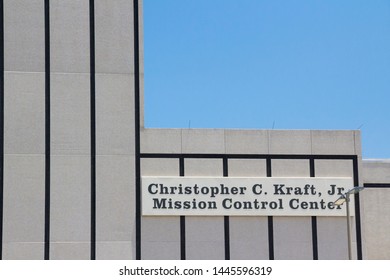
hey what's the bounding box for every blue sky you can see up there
[143,0,390,159]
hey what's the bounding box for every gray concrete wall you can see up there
[3,0,45,260]
[361,160,390,259]
[2,0,140,260]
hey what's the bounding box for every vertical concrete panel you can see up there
[316,217,349,260]
[96,156,135,260]
[95,74,135,155]
[3,0,45,260]
[229,217,269,260]
[3,156,45,260]
[228,159,269,259]
[95,0,134,74]
[4,0,45,72]
[4,73,45,154]
[50,0,90,73]
[94,0,136,259]
[315,160,353,259]
[50,17,90,256]
[362,188,390,259]
[94,77,135,259]
[272,159,312,259]
[94,74,136,259]
[141,158,180,260]
[274,217,312,260]
[185,159,224,260]
[51,74,90,155]
[50,156,90,260]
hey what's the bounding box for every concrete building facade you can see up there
[0,0,389,260]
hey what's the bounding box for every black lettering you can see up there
[200,187,209,195]
[153,198,166,209]
[183,201,191,209]
[220,184,229,194]
[252,184,263,195]
[328,185,336,195]
[290,198,299,209]
[184,186,192,195]
[148,183,158,194]
[231,187,239,195]
[274,184,286,195]
[210,187,219,198]
[222,198,232,209]
[174,200,182,209]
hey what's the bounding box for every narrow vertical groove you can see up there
[310,158,318,260]
[0,0,4,261]
[44,0,51,260]
[353,157,363,260]
[223,156,230,260]
[133,0,142,260]
[179,157,185,260]
[266,157,274,260]
[89,0,96,260]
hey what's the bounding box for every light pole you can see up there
[333,186,364,260]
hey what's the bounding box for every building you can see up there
[0,0,389,260]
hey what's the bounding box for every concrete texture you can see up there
[95,0,134,74]
[363,160,390,183]
[96,74,135,155]
[228,159,269,259]
[97,242,135,260]
[96,156,135,242]
[311,130,357,155]
[361,188,390,259]
[361,160,390,259]
[229,217,269,260]
[314,158,355,259]
[141,158,180,260]
[228,159,267,177]
[269,130,311,154]
[182,129,225,154]
[317,217,350,259]
[225,130,269,154]
[3,155,45,244]
[4,72,45,154]
[50,242,90,260]
[51,73,90,155]
[50,156,91,243]
[4,0,45,72]
[2,242,44,260]
[141,129,182,154]
[142,128,362,156]
[185,159,225,260]
[273,217,313,260]
[50,0,90,73]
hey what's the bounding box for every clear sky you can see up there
[143,0,390,159]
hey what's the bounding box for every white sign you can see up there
[142,177,354,216]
